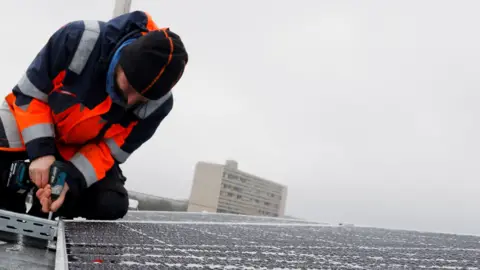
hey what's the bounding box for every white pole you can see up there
[113,0,132,17]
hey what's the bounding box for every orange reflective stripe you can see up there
[0,146,26,152]
[69,122,135,185]
[13,99,55,139]
[104,122,137,163]
[140,29,174,95]
[142,12,159,33]
[138,12,171,95]
[51,70,66,93]
[5,93,54,143]
[0,100,24,149]
[53,98,111,143]
[78,142,115,183]
[14,101,52,124]
[104,121,137,141]
[56,143,80,161]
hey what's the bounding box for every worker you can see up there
[0,10,188,220]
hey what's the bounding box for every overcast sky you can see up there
[1,0,480,235]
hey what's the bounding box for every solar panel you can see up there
[64,221,330,269]
[121,211,321,224]
[60,212,480,269]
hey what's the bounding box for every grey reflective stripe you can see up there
[70,153,97,187]
[105,138,130,163]
[21,123,55,143]
[133,91,172,119]
[17,73,48,102]
[0,101,23,148]
[69,20,100,75]
[18,104,29,111]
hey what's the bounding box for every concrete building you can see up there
[187,160,288,217]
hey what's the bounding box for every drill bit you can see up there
[46,211,55,250]
[46,162,66,250]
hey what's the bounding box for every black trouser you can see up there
[0,151,129,220]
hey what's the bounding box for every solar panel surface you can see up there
[62,212,480,269]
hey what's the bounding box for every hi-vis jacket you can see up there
[0,11,173,188]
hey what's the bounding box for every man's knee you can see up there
[92,190,129,220]
[70,163,129,220]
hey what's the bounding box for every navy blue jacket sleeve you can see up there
[10,21,85,161]
[110,95,174,164]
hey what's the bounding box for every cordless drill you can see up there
[47,161,67,220]
[7,160,67,219]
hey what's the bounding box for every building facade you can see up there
[187,160,288,217]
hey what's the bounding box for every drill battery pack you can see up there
[7,160,33,194]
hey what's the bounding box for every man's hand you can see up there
[36,182,70,213]
[29,155,56,189]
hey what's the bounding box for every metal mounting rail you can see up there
[0,209,58,241]
[55,220,68,270]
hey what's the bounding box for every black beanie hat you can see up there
[118,29,188,100]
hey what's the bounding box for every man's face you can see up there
[114,66,148,107]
